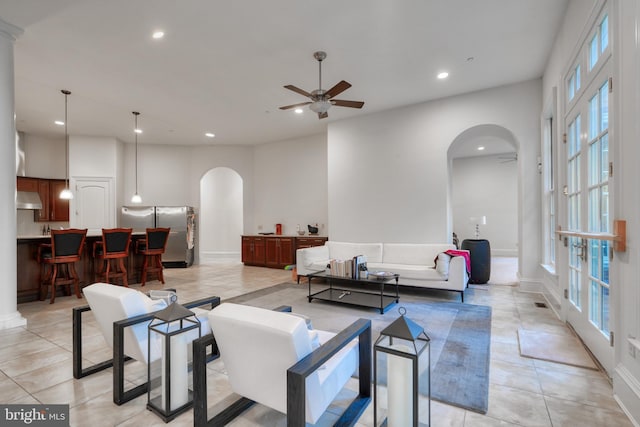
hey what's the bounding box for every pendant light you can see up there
[131,111,142,204]
[59,89,73,200]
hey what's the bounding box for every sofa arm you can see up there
[296,245,330,276]
[447,251,469,291]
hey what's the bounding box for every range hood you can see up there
[16,191,43,210]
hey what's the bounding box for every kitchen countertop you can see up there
[17,231,146,240]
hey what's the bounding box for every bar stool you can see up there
[94,228,132,287]
[135,227,170,286]
[38,228,88,304]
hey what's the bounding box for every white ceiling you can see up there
[2,0,568,148]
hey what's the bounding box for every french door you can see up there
[564,7,613,375]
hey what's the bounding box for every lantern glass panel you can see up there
[147,314,201,422]
[374,334,430,427]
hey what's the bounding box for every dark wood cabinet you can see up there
[49,180,70,221]
[242,236,265,265]
[242,235,327,269]
[16,176,69,222]
[265,237,294,268]
[16,176,39,192]
[295,236,328,250]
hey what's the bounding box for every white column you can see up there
[0,19,26,330]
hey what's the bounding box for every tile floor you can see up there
[0,258,634,426]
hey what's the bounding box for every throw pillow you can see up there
[436,252,452,278]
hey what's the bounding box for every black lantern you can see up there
[147,303,201,422]
[374,307,430,426]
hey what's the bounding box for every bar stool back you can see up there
[38,228,88,304]
[136,227,170,286]
[94,228,132,287]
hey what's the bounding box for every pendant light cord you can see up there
[133,111,140,195]
[62,90,71,189]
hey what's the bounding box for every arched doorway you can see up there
[199,167,243,264]
[448,124,519,283]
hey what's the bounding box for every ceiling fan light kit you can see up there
[280,51,364,119]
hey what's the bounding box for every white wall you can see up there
[253,134,328,236]
[22,133,65,179]
[328,79,542,280]
[452,154,518,256]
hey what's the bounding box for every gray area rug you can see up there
[226,282,491,414]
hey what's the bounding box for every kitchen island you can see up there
[17,233,147,303]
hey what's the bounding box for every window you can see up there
[589,14,609,71]
[567,64,581,102]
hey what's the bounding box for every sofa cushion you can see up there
[368,263,445,281]
[382,243,455,265]
[327,241,383,263]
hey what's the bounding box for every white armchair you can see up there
[72,282,220,405]
[192,303,372,426]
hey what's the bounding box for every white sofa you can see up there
[296,241,469,301]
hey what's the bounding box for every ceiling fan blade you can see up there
[284,85,313,99]
[279,101,312,110]
[331,99,365,109]
[325,80,352,98]
[318,112,328,119]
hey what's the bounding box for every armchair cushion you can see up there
[209,303,358,423]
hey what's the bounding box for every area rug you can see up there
[517,328,598,370]
[226,282,492,414]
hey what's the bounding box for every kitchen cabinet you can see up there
[36,179,69,222]
[265,236,294,268]
[16,176,39,192]
[242,236,265,265]
[17,176,70,222]
[241,235,327,269]
[295,236,328,250]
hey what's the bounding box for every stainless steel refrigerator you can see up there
[121,206,195,267]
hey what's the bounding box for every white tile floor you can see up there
[0,258,633,426]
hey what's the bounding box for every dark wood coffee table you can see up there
[306,271,399,314]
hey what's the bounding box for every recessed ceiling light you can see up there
[134,128,143,134]
[54,120,64,126]
[205,132,215,138]
[477,146,485,151]
[294,108,304,114]
[437,72,449,79]
[152,31,165,39]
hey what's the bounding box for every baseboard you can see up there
[517,276,543,293]
[0,311,27,330]
[492,249,518,257]
[200,251,241,264]
[614,365,640,426]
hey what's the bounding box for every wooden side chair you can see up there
[37,228,87,304]
[136,227,170,286]
[94,228,132,287]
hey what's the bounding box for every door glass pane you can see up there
[601,15,609,52]
[600,82,609,130]
[589,141,599,186]
[589,280,599,323]
[590,240,600,280]
[602,240,610,283]
[589,94,599,138]
[588,188,599,231]
[602,285,610,334]
[601,134,609,182]
[590,34,598,69]
[601,185,609,232]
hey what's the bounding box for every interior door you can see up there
[564,9,613,375]
[72,178,114,234]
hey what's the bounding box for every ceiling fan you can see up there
[279,51,364,119]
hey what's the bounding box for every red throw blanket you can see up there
[434,250,471,273]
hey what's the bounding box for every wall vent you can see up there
[534,302,548,308]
